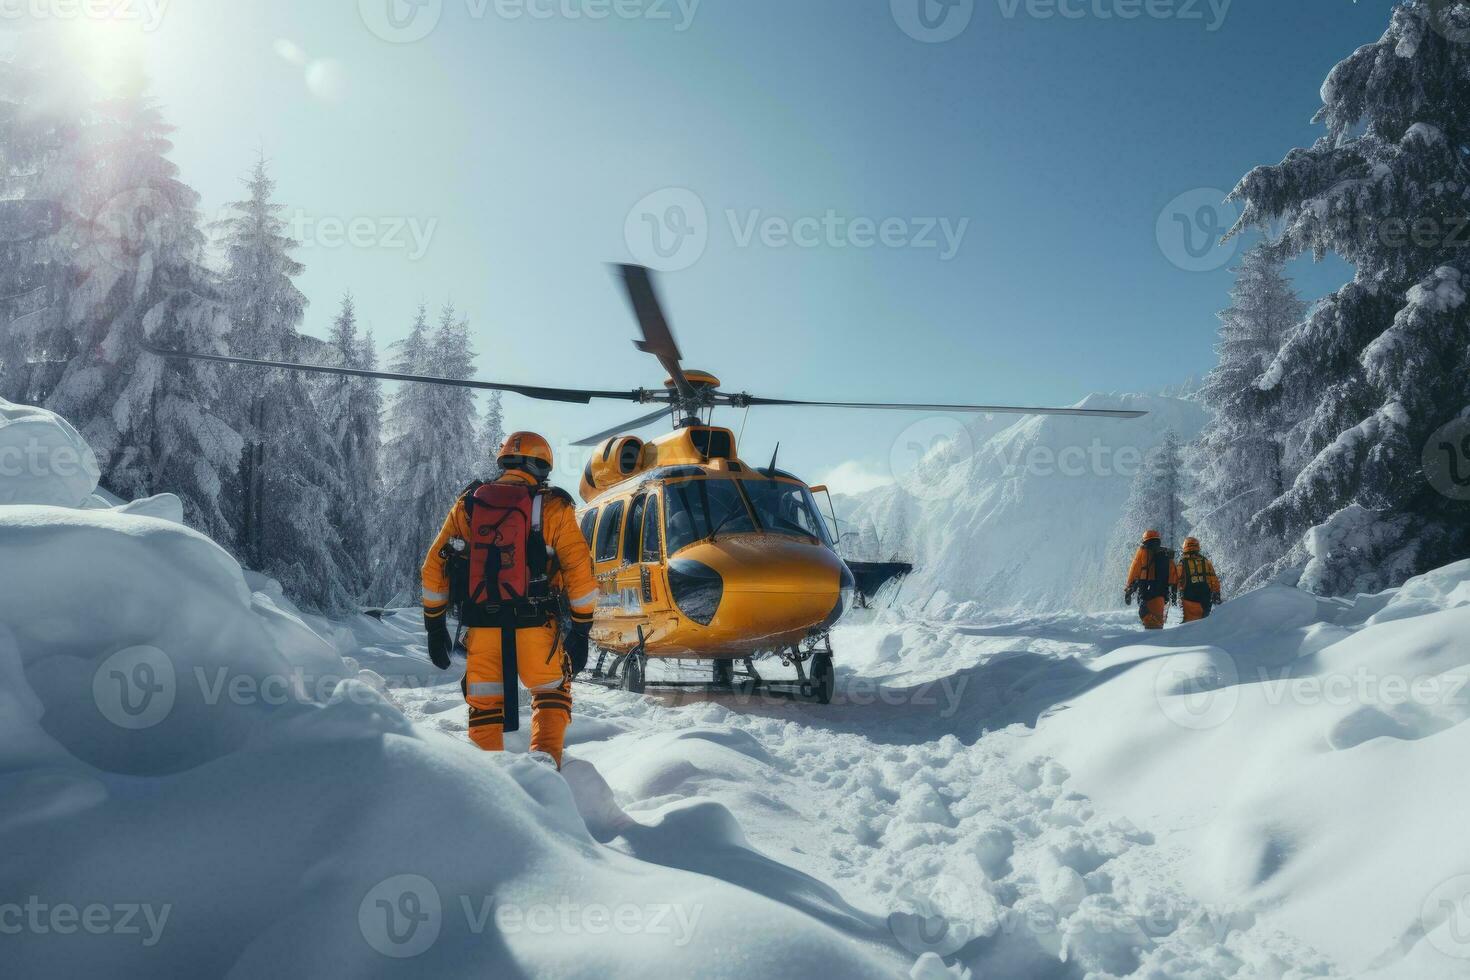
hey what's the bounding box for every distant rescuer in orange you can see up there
[420,432,600,768]
[1172,536,1223,624]
[1124,529,1173,630]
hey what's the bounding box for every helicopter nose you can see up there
[671,535,852,644]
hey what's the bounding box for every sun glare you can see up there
[56,14,148,94]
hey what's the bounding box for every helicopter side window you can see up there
[594,501,625,563]
[641,493,662,562]
[663,479,756,555]
[623,495,646,565]
[579,508,599,549]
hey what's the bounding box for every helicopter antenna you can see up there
[765,442,780,477]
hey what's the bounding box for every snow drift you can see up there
[1015,562,1470,978]
[0,425,900,975]
[0,398,101,508]
[840,392,1207,614]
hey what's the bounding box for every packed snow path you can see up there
[374,611,1352,979]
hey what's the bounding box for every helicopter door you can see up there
[637,491,670,616]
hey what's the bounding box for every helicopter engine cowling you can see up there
[580,436,647,501]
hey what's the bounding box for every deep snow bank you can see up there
[0,452,898,976]
[0,398,101,507]
[1018,562,1470,978]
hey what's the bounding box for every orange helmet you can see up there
[1142,529,1162,544]
[498,431,553,470]
[1183,537,1201,552]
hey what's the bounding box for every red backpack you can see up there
[463,482,551,614]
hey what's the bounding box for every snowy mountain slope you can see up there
[837,393,1207,614]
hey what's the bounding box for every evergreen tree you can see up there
[1189,244,1307,590]
[372,306,440,604]
[319,293,383,599]
[216,158,353,612]
[428,303,480,488]
[1228,0,1470,594]
[1107,429,1191,587]
[41,84,241,536]
[0,32,96,406]
[371,303,483,604]
[480,390,506,470]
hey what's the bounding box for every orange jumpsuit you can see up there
[421,470,599,765]
[1172,549,1221,624]
[1126,546,1171,630]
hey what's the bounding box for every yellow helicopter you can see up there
[144,264,1145,703]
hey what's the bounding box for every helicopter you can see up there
[143,263,1146,703]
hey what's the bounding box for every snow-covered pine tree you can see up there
[428,303,480,487]
[319,293,383,600]
[216,157,353,612]
[370,303,483,604]
[372,305,440,604]
[480,390,506,469]
[1106,429,1191,591]
[0,31,96,406]
[39,82,242,537]
[1227,0,1470,595]
[1189,244,1307,590]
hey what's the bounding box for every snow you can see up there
[838,392,1207,612]
[0,398,101,507]
[1404,266,1465,314]
[0,460,898,976]
[7,416,1470,979]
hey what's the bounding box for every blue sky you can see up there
[79,0,1389,489]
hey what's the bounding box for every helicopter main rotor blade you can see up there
[140,341,643,405]
[572,406,675,447]
[615,264,699,402]
[737,395,1147,419]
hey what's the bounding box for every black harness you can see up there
[441,480,562,733]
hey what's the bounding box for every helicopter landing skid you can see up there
[583,638,835,705]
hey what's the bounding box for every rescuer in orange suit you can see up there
[421,432,600,768]
[1172,536,1223,624]
[1124,529,1172,630]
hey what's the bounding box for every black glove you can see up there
[564,621,591,677]
[1212,592,1223,605]
[1124,588,1134,607]
[426,614,452,671]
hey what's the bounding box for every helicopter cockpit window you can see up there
[595,501,625,563]
[663,479,755,554]
[641,494,662,562]
[579,508,599,549]
[624,495,646,565]
[742,480,829,543]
